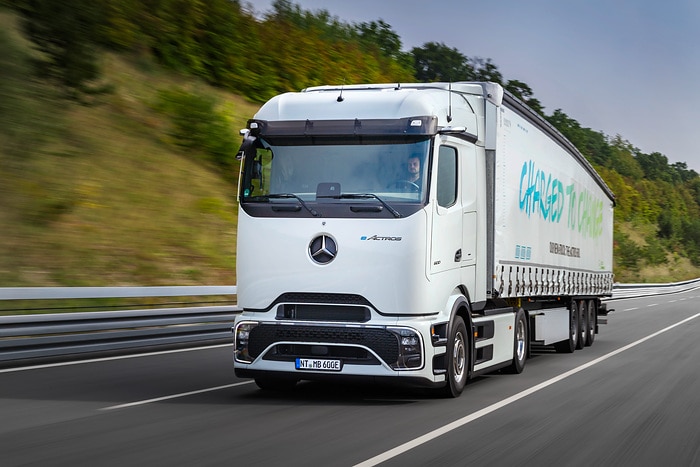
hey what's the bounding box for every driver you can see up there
[406,155,422,185]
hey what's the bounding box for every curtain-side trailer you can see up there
[232,82,614,397]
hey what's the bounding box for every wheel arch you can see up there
[446,287,474,376]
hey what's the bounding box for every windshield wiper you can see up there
[255,193,320,217]
[337,193,402,218]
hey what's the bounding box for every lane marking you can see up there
[0,344,232,374]
[100,381,254,411]
[354,311,700,467]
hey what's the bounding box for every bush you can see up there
[614,231,641,271]
[642,236,667,265]
[156,88,237,171]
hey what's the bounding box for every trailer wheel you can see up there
[504,308,528,374]
[576,300,586,350]
[440,316,468,398]
[255,377,298,392]
[554,302,578,353]
[585,300,596,346]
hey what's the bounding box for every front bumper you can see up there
[233,317,447,386]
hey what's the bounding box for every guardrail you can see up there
[1,279,699,366]
[607,278,700,300]
[0,286,238,366]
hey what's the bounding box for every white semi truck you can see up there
[232,82,614,397]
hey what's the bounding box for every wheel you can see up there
[554,302,578,353]
[576,300,586,350]
[505,308,528,374]
[254,376,298,392]
[440,316,468,398]
[585,300,596,346]
[389,180,420,192]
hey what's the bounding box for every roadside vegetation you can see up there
[1,0,698,288]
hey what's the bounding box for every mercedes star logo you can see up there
[309,235,337,264]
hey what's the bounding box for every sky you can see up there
[253,0,700,172]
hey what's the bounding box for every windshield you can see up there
[242,139,430,204]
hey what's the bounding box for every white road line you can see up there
[354,311,700,467]
[647,303,658,307]
[0,344,232,374]
[100,381,255,411]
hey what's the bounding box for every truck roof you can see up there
[254,82,500,128]
[253,82,614,203]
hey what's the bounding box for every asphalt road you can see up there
[2,289,699,466]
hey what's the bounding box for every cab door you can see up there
[429,144,462,275]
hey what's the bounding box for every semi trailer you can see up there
[232,82,614,397]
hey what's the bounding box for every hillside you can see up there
[1,6,698,287]
[0,11,258,286]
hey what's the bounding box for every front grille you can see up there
[275,292,372,306]
[263,344,380,364]
[249,324,399,364]
[276,304,370,322]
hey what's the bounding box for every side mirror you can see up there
[236,129,257,160]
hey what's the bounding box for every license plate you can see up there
[295,358,342,372]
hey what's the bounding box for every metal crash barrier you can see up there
[0,286,238,365]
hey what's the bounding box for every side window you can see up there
[245,148,273,197]
[437,146,458,207]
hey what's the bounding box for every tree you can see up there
[268,0,354,42]
[658,210,680,240]
[682,218,700,265]
[636,151,673,182]
[469,57,503,83]
[16,0,104,96]
[355,20,414,74]
[614,230,641,271]
[608,136,644,179]
[506,79,544,115]
[670,161,698,183]
[355,20,401,59]
[411,42,474,82]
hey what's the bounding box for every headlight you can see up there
[389,327,423,370]
[234,321,258,363]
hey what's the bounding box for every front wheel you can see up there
[505,309,528,374]
[440,316,468,398]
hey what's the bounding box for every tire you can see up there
[440,316,468,398]
[576,300,586,350]
[585,300,596,347]
[554,302,578,353]
[255,376,298,392]
[504,308,528,374]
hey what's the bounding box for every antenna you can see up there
[337,81,345,102]
[447,82,453,123]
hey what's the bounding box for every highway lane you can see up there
[1,289,699,466]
